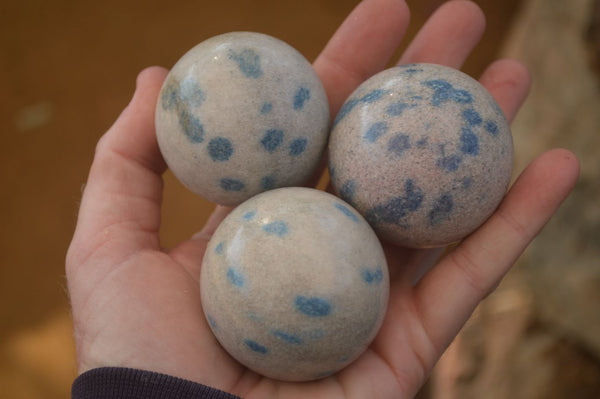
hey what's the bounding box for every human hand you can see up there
[66,0,579,398]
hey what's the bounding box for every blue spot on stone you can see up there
[243,210,256,221]
[261,129,284,152]
[228,48,263,78]
[333,89,387,126]
[333,98,359,126]
[423,79,450,90]
[386,101,413,116]
[452,89,473,104]
[247,312,263,322]
[416,137,429,148]
[227,267,245,287]
[244,339,268,354]
[334,203,359,223]
[460,127,479,155]
[207,137,233,161]
[261,102,273,114]
[261,175,275,190]
[364,121,388,143]
[365,179,424,225]
[361,89,386,103]
[362,268,383,284]
[215,241,224,255]
[161,83,180,110]
[178,110,204,143]
[429,193,454,225]
[387,133,411,157]
[220,178,245,192]
[262,221,289,237]
[295,296,331,317]
[180,77,206,106]
[399,64,424,74]
[329,165,336,180]
[462,177,473,189]
[423,79,453,106]
[423,79,473,106]
[289,138,308,156]
[293,86,311,110]
[206,314,218,330]
[272,330,302,345]
[339,180,356,203]
[463,108,482,126]
[437,155,462,172]
[484,120,499,135]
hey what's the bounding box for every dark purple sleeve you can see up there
[72,367,242,399]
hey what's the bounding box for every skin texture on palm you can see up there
[66,0,580,398]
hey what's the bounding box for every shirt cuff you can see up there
[72,367,242,399]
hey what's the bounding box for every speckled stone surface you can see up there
[328,63,513,248]
[200,187,389,381]
[155,32,330,206]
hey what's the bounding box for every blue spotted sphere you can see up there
[200,187,389,381]
[156,32,330,205]
[328,63,513,248]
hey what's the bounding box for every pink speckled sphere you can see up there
[328,63,513,248]
[200,187,389,381]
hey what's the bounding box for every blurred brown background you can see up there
[1,0,598,398]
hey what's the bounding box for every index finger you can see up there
[313,0,410,116]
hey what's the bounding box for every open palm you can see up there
[66,1,579,398]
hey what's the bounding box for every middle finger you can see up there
[398,0,486,68]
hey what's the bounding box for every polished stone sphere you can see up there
[200,187,389,381]
[156,32,330,206]
[328,63,513,248]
